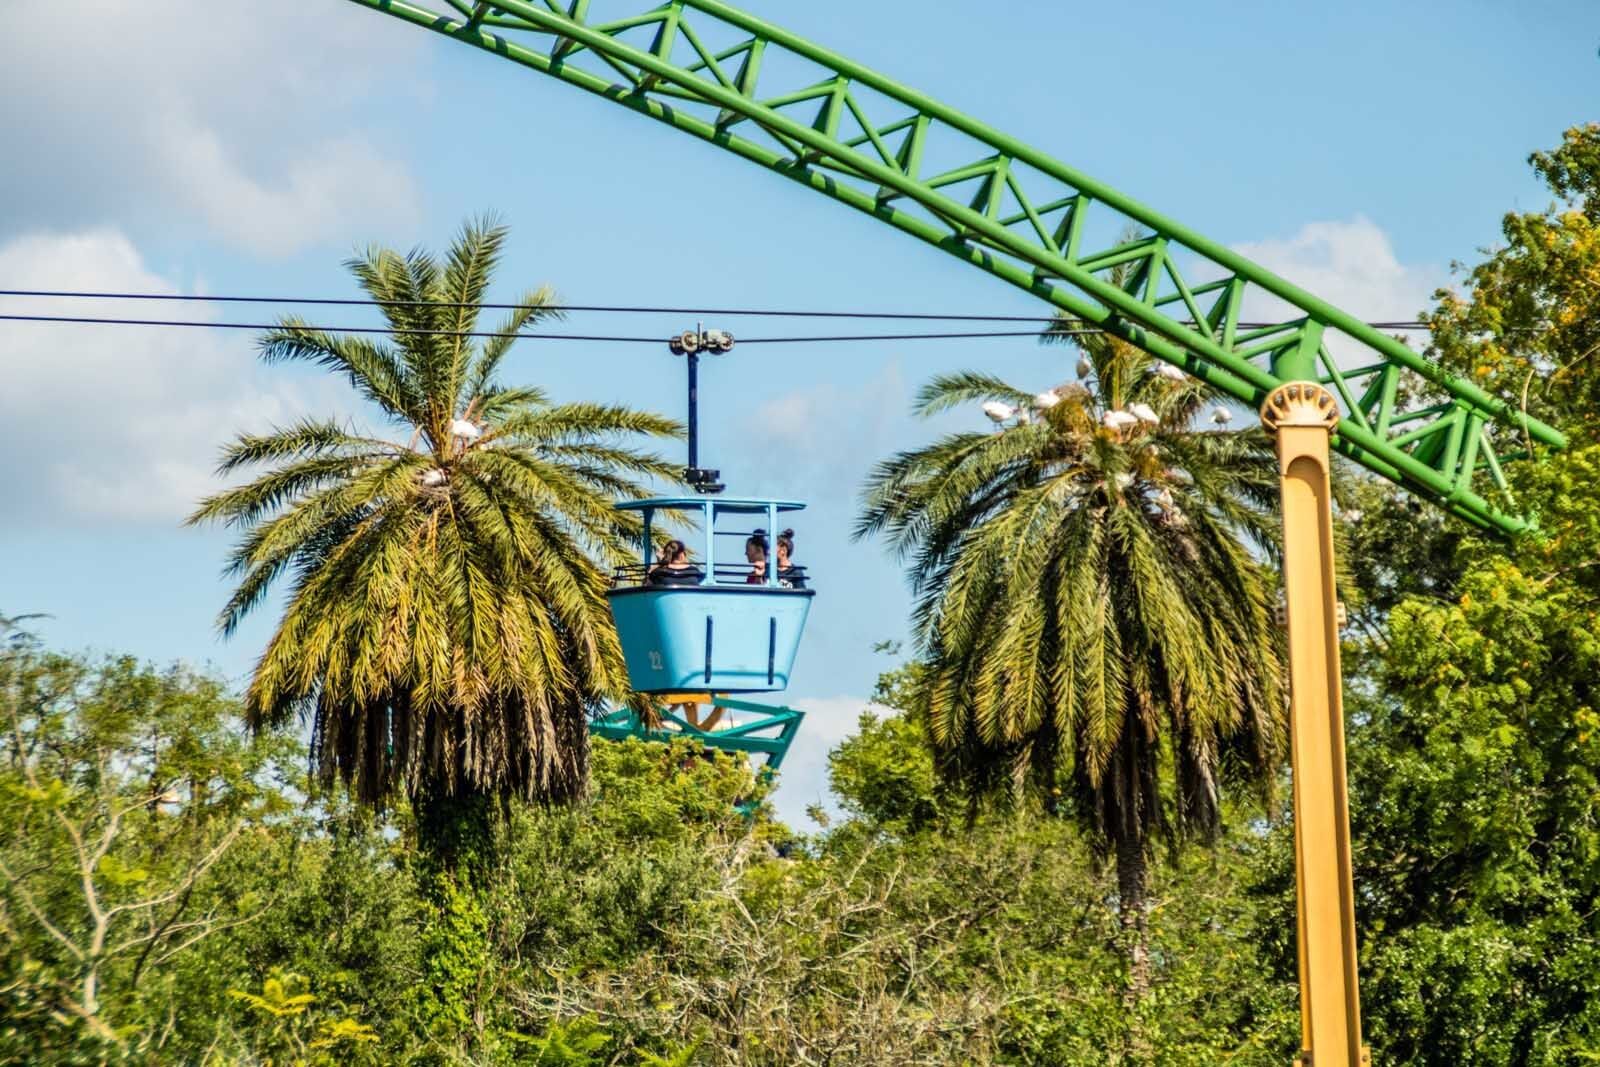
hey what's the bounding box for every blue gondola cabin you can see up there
[607,497,813,694]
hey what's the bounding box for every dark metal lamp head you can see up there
[684,467,724,494]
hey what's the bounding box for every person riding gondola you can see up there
[647,540,703,586]
[775,528,807,590]
[745,529,769,584]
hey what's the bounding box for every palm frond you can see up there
[258,324,420,422]
[438,214,508,406]
[467,286,564,403]
[491,403,684,444]
[912,371,1033,417]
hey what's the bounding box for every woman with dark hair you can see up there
[648,539,703,586]
[776,528,807,590]
[745,528,769,584]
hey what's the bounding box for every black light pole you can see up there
[687,343,700,472]
[669,326,733,493]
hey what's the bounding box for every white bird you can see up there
[1102,410,1138,432]
[450,418,482,440]
[1154,363,1187,382]
[1076,356,1093,378]
[1033,389,1061,409]
[1114,472,1135,491]
[1209,406,1233,425]
[982,401,1016,424]
[1154,487,1175,510]
[420,468,448,487]
[1129,402,1159,425]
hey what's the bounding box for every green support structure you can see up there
[350,0,1565,534]
[590,696,805,770]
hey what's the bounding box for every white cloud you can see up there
[0,230,326,525]
[764,694,893,829]
[1230,216,1442,366]
[151,113,421,260]
[0,1,424,257]
[737,360,907,498]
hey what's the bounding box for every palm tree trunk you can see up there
[413,790,499,1052]
[1111,710,1154,1062]
[1115,828,1151,1002]
[415,790,499,876]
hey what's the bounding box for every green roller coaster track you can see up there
[349,0,1565,534]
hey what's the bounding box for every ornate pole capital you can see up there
[1260,381,1339,433]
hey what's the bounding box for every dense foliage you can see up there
[1425,123,1600,439]
[0,640,1300,1065]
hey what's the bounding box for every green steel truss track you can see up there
[351,0,1565,533]
[591,697,805,771]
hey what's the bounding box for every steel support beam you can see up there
[1262,382,1368,1067]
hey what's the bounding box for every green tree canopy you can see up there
[1426,123,1600,440]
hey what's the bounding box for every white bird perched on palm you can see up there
[1033,389,1061,409]
[450,418,482,441]
[1128,402,1160,425]
[1209,406,1233,425]
[1076,355,1093,379]
[982,401,1016,424]
[1153,363,1186,382]
[1102,409,1139,432]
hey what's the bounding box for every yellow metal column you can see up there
[1260,382,1368,1067]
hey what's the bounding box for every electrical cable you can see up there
[0,288,1432,330]
[0,313,1086,344]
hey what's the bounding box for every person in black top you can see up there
[776,528,807,589]
[647,540,703,586]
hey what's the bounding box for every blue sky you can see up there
[2,0,1595,823]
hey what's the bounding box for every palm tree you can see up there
[190,217,680,855]
[856,322,1284,1001]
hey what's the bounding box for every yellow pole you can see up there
[1260,382,1369,1067]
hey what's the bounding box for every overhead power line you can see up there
[0,288,1432,330]
[0,313,1065,344]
